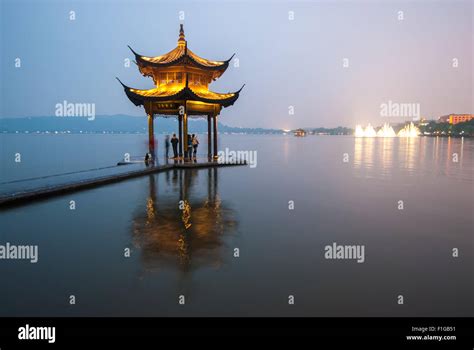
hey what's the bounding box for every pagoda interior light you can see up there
[189,85,208,93]
[188,100,214,106]
[159,85,185,93]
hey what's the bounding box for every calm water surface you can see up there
[0,134,472,316]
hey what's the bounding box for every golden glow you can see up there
[141,45,185,64]
[294,129,306,137]
[125,26,241,112]
[130,84,235,101]
[146,197,155,222]
[131,170,238,272]
[129,26,238,103]
[130,85,183,97]
[191,86,235,100]
[177,233,189,266]
[181,200,192,229]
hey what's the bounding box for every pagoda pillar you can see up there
[178,115,183,157]
[207,114,212,160]
[213,113,218,159]
[147,113,155,160]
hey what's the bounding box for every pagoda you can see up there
[117,24,243,160]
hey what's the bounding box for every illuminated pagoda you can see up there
[117,24,243,160]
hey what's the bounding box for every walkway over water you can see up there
[0,160,245,207]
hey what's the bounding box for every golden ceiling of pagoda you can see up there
[129,86,235,100]
[192,87,235,100]
[129,86,183,97]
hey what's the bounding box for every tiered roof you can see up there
[117,78,243,108]
[118,24,242,109]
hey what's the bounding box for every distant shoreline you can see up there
[1,131,471,138]
[1,116,472,137]
[0,115,347,135]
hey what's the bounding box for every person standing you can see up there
[164,135,170,159]
[192,134,199,160]
[170,133,179,158]
[144,153,150,166]
[187,134,193,160]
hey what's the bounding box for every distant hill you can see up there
[0,115,284,135]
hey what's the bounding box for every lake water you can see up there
[0,134,472,316]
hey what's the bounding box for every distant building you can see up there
[294,129,307,137]
[438,114,474,124]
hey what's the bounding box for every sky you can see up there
[0,0,472,129]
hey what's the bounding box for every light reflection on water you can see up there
[353,136,471,182]
[132,168,238,273]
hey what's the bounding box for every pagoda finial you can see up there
[178,24,186,46]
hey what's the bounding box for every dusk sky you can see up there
[1,0,472,129]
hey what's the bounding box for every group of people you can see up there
[145,134,200,166]
[165,133,199,160]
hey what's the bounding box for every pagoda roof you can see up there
[116,78,244,108]
[129,25,234,75]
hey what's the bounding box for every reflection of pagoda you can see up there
[132,168,238,272]
[117,24,244,160]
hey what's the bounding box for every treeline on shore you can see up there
[304,127,354,135]
[418,119,474,137]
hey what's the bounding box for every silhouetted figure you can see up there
[164,135,170,159]
[144,153,150,166]
[192,133,199,160]
[187,134,193,160]
[171,133,179,158]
